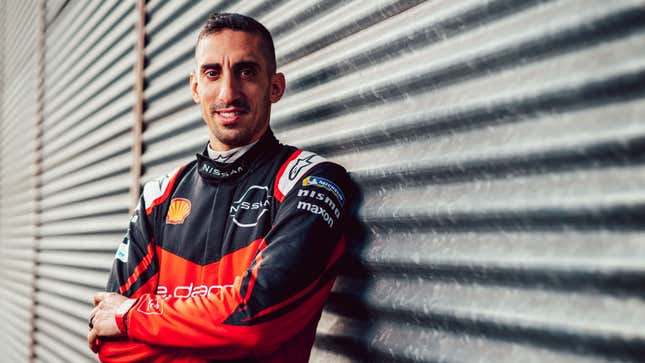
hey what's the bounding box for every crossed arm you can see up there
[87,163,350,362]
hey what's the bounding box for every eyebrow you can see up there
[200,63,221,72]
[200,60,261,72]
[234,61,260,69]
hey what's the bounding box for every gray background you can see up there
[1,0,644,362]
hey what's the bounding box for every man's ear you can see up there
[269,72,286,103]
[189,71,200,103]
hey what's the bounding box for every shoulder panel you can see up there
[274,150,326,202]
[142,166,185,215]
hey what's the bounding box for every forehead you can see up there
[195,30,265,67]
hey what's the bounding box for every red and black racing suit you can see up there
[99,130,350,362]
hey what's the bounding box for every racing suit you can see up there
[98,130,350,362]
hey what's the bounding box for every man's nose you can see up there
[217,72,239,105]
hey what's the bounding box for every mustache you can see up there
[209,100,249,113]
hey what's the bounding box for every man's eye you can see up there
[240,68,256,79]
[205,70,219,78]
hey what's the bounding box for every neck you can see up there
[207,140,259,163]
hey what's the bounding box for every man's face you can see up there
[190,30,285,151]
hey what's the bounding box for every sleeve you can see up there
[105,194,158,298]
[98,170,205,363]
[123,162,351,360]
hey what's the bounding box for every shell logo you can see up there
[166,198,191,224]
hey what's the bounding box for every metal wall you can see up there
[143,1,645,362]
[274,2,645,362]
[0,0,42,362]
[1,0,644,362]
[34,0,137,361]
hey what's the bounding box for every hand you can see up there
[87,292,130,353]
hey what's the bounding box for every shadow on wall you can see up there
[312,175,381,362]
[311,168,645,362]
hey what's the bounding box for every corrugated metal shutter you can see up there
[272,1,645,362]
[0,0,643,362]
[35,0,137,361]
[0,0,42,362]
[142,0,219,181]
[142,0,645,362]
[141,0,424,181]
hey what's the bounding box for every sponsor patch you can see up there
[229,185,272,227]
[116,241,129,263]
[200,163,243,178]
[302,176,344,205]
[297,189,341,219]
[137,295,164,315]
[157,283,234,299]
[166,198,191,224]
[211,151,236,162]
[297,200,335,228]
[289,154,316,180]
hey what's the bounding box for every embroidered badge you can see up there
[302,176,345,205]
[166,198,191,224]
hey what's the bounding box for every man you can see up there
[88,13,350,363]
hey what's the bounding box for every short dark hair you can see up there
[197,13,277,74]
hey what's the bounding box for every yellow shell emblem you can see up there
[166,198,191,224]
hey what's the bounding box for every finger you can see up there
[89,306,99,329]
[93,292,106,306]
[88,329,98,353]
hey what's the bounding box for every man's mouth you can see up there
[215,109,246,123]
[219,111,240,117]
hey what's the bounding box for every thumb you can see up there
[93,292,107,306]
